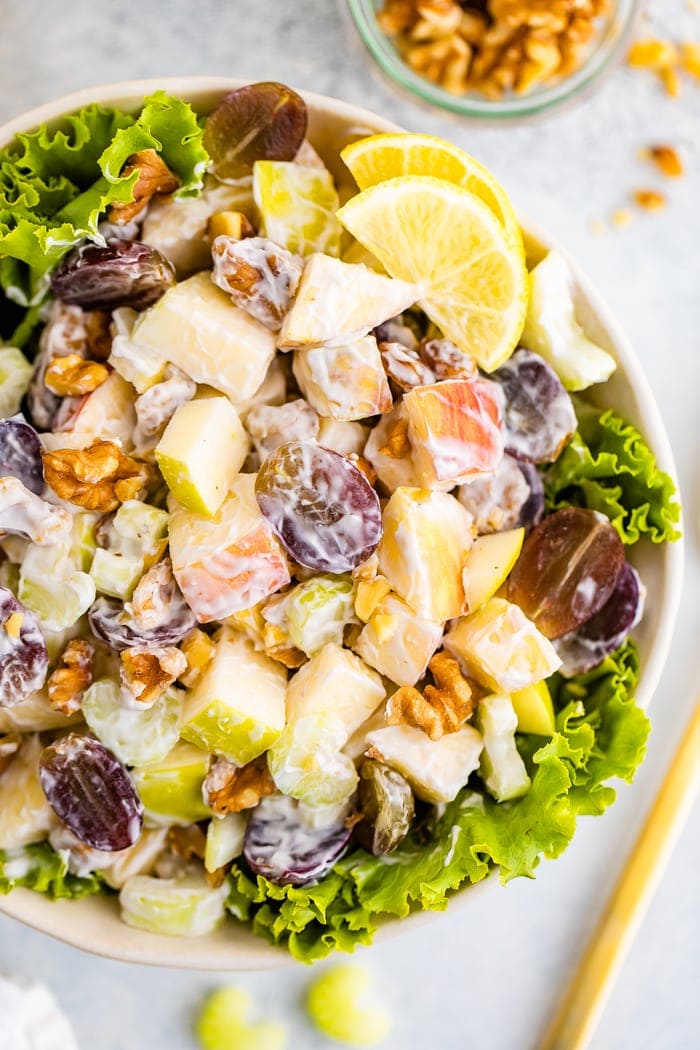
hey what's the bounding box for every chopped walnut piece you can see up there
[627,38,678,69]
[245,398,319,459]
[386,651,474,741]
[645,145,684,178]
[43,440,152,512]
[47,639,94,715]
[355,576,391,622]
[167,823,207,862]
[0,476,73,546]
[211,235,303,330]
[612,208,634,229]
[120,645,187,707]
[179,628,216,688]
[379,414,411,458]
[379,340,435,392]
[126,557,182,631]
[207,210,255,242]
[108,149,181,225]
[418,337,477,380]
[133,364,196,449]
[44,353,109,397]
[0,733,21,777]
[633,189,667,211]
[203,754,275,815]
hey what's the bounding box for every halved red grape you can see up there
[255,440,382,573]
[244,793,351,887]
[0,418,44,495]
[39,734,143,851]
[493,349,576,464]
[0,587,48,707]
[88,595,195,652]
[515,460,545,531]
[507,507,625,639]
[203,82,307,182]
[51,240,175,311]
[555,563,645,676]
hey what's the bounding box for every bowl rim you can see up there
[0,76,684,971]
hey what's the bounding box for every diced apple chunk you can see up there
[444,597,561,693]
[278,253,419,349]
[169,473,290,622]
[292,336,392,421]
[462,528,524,612]
[364,405,422,492]
[0,734,55,849]
[42,372,137,452]
[511,680,556,736]
[377,487,473,621]
[285,643,385,739]
[365,724,483,804]
[181,628,287,764]
[130,272,276,406]
[156,397,249,517]
[403,379,504,488]
[354,593,443,687]
[317,418,370,457]
[132,741,212,825]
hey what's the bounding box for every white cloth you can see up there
[0,974,79,1050]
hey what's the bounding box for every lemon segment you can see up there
[337,175,528,371]
[341,132,520,242]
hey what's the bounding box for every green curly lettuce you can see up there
[226,641,649,963]
[0,842,105,899]
[0,91,208,323]
[545,406,681,545]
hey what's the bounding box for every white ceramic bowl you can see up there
[0,78,683,970]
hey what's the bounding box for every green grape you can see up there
[197,987,287,1050]
[82,678,183,768]
[306,965,392,1047]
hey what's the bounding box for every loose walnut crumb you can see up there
[386,651,474,740]
[47,639,94,715]
[43,440,152,512]
[203,755,275,815]
[44,353,109,397]
[179,628,216,688]
[627,38,678,69]
[0,733,22,777]
[211,236,303,331]
[660,65,681,96]
[109,149,180,225]
[418,337,477,380]
[643,145,684,178]
[633,188,667,211]
[167,823,207,862]
[379,414,411,458]
[207,210,255,242]
[379,340,435,392]
[120,645,187,707]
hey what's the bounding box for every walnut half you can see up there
[120,645,188,707]
[386,652,475,740]
[43,440,152,513]
[47,639,94,715]
[203,755,275,815]
[109,149,181,225]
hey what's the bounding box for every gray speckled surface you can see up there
[0,2,699,1049]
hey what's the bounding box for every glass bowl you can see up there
[345,0,642,121]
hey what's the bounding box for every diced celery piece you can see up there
[204,813,247,873]
[285,574,355,657]
[0,346,33,417]
[119,873,228,937]
[197,987,287,1050]
[90,549,144,599]
[267,713,358,806]
[476,694,531,802]
[18,541,96,631]
[112,500,169,559]
[70,512,98,571]
[306,964,392,1047]
[82,679,183,768]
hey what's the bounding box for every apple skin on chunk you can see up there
[180,628,287,765]
[462,528,524,613]
[129,272,276,406]
[377,487,474,622]
[169,473,290,623]
[132,741,213,826]
[510,680,556,736]
[403,378,504,488]
[156,397,249,518]
[41,372,137,452]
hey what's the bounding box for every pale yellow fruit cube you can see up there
[377,487,473,621]
[181,628,287,764]
[169,473,290,622]
[462,528,524,612]
[156,397,249,517]
[277,253,419,350]
[293,336,392,421]
[365,723,483,804]
[42,372,137,452]
[444,597,561,693]
[0,734,55,849]
[363,405,422,493]
[317,418,370,457]
[285,642,385,741]
[354,593,443,687]
[131,272,276,406]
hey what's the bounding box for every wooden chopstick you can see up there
[540,696,700,1050]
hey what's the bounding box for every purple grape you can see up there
[0,418,44,495]
[255,440,382,573]
[51,240,175,311]
[0,587,48,707]
[203,82,307,182]
[492,348,576,464]
[555,563,645,677]
[515,460,545,531]
[88,595,195,652]
[244,794,352,887]
[39,734,143,851]
[458,452,535,534]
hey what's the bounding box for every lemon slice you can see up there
[341,133,520,241]
[337,175,528,371]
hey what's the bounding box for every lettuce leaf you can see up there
[226,641,649,962]
[0,91,207,319]
[0,843,105,899]
[545,406,681,544]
